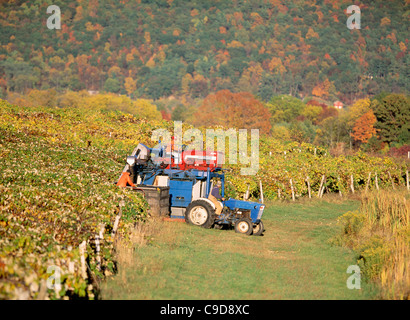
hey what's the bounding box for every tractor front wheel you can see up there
[252,220,265,236]
[234,218,253,235]
[185,200,215,229]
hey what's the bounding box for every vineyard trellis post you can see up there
[95,235,101,271]
[37,280,48,300]
[375,172,379,190]
[79,241,87,280]
[365,172,371,193]
[95,223,105,272]
[337,176,342,197]
[112,200,125,240]
[318,175,325,198]
[290,179,295,201]
[259,180,264,204]
[244,184,250,200]
[320,176,326,198]
[406,170,409,191]
[306,176,311,199]
[350,174,355,194]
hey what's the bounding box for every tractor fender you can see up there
[195,197,216,210]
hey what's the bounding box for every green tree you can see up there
[266,95,306,125]
[372,94,410,145]
[104,78,121,93]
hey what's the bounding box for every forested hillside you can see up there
[0,0,409,105]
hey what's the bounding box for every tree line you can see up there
[6,88,409,156]
[0,0,408,106]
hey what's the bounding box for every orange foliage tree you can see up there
[351,110,377,143]
[312,78,334,99]
[193,90,271,134]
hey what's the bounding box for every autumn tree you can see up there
[124,77,137,97]
[351,110,377,143]
[311,79,336,100]
[346,98,372,128]
[133,99,162,121]
[301,104,322,124]
[193,90,271,134]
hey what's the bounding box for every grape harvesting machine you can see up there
[117,140,265,236]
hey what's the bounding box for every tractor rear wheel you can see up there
[234,218,253,235]
[185,200,215,229]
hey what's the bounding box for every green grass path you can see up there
[102,199,379,300]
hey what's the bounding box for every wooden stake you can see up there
[245,184,250,200]
[319,176,326,198]
[306,176,312,199]
[259,180,264,204]
[337,176,342,197]
[67,246,75,274]
[406,171,409,191]
[318,175,325,198]
[278,188,281,199]
[79,241,87,279]
[111,201,124,239]
[36,280,48,300]
[365,172,371,193]
[375,172,379,190]
[350,174,355,194]
[95,224,105,272]
[95,235,101,271]
[290,179,295,201]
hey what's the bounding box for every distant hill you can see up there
[0,0,408,104]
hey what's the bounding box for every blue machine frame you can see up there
[137,166,226,218]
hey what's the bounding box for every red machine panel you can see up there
[155,150,224,171]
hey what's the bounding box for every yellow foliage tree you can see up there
[108,66,121,77]
[227,40,244,48]
[312,79,334,99]
[132,99,162,121]
[124,77,137,97]
[146,56,156,67]
[268,57,286,75]
[144,31,151,43]
[346,98,371,128]
[181,73,193,96]
[380,17,391,26]
[271,125,291,141]
[301,104,323,123]
[306,27,319,39]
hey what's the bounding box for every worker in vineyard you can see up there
[208,180,225,215]
[116,170,136,188]
[165,135,181,165]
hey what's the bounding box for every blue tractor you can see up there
[119,142,265,236]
